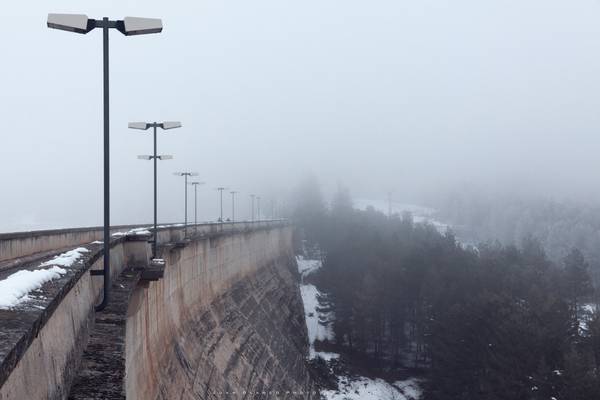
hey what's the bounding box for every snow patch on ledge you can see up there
[0,246,90,309]
[0,266,67,309]
[40,247,89,268]
[127,228,152,235]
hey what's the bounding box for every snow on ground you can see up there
[297,256,338,360]
[297,255,322,281]
[394,379,423,399]
[579,303,597,335]
[300,283,338,360]
[0,266,66,309]
[297,254,422,399]
[322,376,422,400]
[39,247,89,268]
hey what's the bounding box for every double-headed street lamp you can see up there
[174,172,198,237]
[190,181,205,232]
[47,13,163,311]
[216,187,228,223]
[230,191,238,223]
[129,121,181,257]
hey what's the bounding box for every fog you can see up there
[1,0,600,232]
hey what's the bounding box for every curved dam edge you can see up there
[0,221,304,400]
[68,224,318,399]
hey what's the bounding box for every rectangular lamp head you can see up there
[119,17,163,36]
[128,122,150,130]
[158,155,173,160]
[174,171,198,176]
[137,155,152,160]
[161,121,182,130]
[47,14,94,34]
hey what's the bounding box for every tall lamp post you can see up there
[250,194,255,222]
[216,187,228,223]
[129,121,181,257]
[174,172,198,238]
[190,181,205,233]
[47,13,163,311]
[230,191,238,223]
[257,196,261,222]
[270,199,275,220]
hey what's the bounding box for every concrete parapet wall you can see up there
[0,225,144,266]
[0,221,285,267]
[0,241,128,400]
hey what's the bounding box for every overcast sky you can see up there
[1,0,600,231]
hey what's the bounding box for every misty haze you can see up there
[1,1,600,399]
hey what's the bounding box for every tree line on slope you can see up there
[435,189,600,288]
[292,178,600,400]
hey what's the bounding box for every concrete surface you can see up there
[0,222,316,400]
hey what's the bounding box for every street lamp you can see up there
[129,121,181,257]
[270,198,275,220]
[47,13,163,311]
[257,196,261,221]
[190,181,205,233]
[230,191,238,223]
[250,194,255,222]
[216,187,228,223]
[173,172,198,238]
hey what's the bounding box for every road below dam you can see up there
[0,221,318,399]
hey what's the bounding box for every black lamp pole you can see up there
[216,187,228,224]
[174,172,198,238]
[47,13,163,311]
[257,196,261,221]
[129,121,180,257]
[189,182,205,233]
[230,191,238,223]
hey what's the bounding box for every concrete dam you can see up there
[0,222,318,399]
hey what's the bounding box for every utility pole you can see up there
[250,194,255,222]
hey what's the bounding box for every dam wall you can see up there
[124,225,317,399]
[0,221,317,399]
